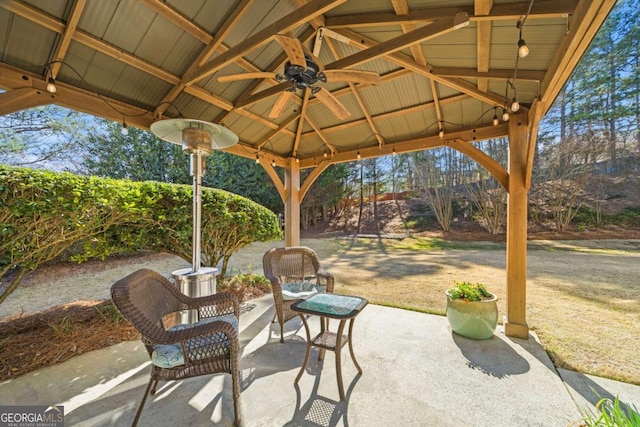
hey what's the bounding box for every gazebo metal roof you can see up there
[0,0,616,167]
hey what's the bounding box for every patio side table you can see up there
[291,293,368,400]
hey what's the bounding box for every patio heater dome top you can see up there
[150,118,238,154]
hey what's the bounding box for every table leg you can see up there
[318,315,326,361]
[295,314,312,384]
[348,318,362,374]
[336,319,347,400]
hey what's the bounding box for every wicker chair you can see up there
[263,247,334,343]
[110,268,240,426]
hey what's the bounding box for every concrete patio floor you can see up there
[1,294,639,426]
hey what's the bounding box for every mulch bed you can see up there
[0,283,269,382]
[0,300,139,381]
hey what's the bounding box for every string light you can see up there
[255,153,260,163]
[323,149,328,158]
[46,76,57,94]
[121,117,129,136]
[357,150,361,160]
[295,157,299,163]
[392,146,397,156]
[518,39,529,58]
[492,108,499,126]
[511,98,520,112]
[271,158,276,167]
[502,107,510,122]
[438,127,444,139]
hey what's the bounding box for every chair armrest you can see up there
[317,268,335,293]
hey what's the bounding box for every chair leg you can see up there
[232,368,240,426]
[131,377,155,427]
[280,322,285,343]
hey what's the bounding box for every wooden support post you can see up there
[505,113,530,339]
[284,159,301,247]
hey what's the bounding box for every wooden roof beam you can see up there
[332,28,506,108]
[50,0,86,78]
[432,67,545,82]
[300,122,508,167]
[182,0,346,86]
[153,0,255,117]
[475,0,492,93]
[324,0,578,28]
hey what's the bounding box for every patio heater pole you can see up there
[150,119,238,324]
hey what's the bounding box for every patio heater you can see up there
[150,118,238,324]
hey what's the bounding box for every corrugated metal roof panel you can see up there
[23,0,68,19]
[102,2,156,54]
[2,15,57,69]
[77,0,119,39]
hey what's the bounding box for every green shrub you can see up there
[0,166,282,305]
[447,281,493,302]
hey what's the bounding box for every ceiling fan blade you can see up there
[274,34,307,68]
[314,88,350,120]
[323,69,381,85]
[218,72,277,82]
[269,90,295,118]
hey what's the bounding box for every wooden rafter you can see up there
[182,0,346,86]
[391,0,444,140]
[331,28,506,108]
[538,0,616,115]
[152,0,255,117]
[302,94,468,137]
[50,0,86,78]
[257,114,300,150]
[292,89,311,157]
[431,67,545,82]
[300,122,508,168]
[327,15,468,71]
[475,0,493,93]
[323,0,578,28]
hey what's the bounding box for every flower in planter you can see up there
[447,281,493,302]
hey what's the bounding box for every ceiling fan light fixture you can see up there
[46,76,57,94]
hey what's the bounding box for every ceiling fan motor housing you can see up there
[284,53,325,90]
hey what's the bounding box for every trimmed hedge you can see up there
[0,166,282,305]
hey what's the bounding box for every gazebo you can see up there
[0,0,617,338]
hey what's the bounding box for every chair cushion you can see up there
[281,281,327,301]
[151,314,238,369]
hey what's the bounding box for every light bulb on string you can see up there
[502,109,510,122]
[357,151,361,160]
[438,128,444,139]
[255,153,260,164]
[511,98,520,112]
[121,119,129,136]
[46,77,57,94]
[518,39,529,58]
[492,108,499,126]
[271,158,276,167]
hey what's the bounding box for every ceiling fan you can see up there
[218,34,381,120]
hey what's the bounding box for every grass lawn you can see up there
[273,236,640,386]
